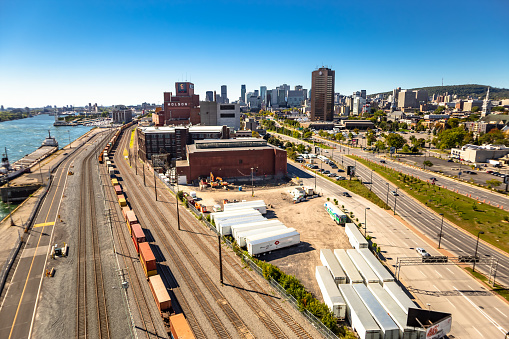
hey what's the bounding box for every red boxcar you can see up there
[114,185,122,195]
[170,313,195,339]
[139,242,157,277]
[125,210,138,234]
[122,206,131,221]
[131,223,146,252]
[148,275,171,313]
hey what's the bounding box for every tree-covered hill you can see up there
[371,84,509,100]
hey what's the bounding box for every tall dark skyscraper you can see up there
[205,91,213,102]
[311,67,335,121]
[241,84,246,103]
[221,85,228,103]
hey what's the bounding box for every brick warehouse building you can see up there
[176,138,287,184]
[153,82,200,126]
[137,125,230,161]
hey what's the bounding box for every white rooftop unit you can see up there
[246,228,300,256]
[217,215,267,235]
[320,249,346,285]
[211,208,260,222]
[383,281,417,314]
[345,223,369,249]
[357,248,394,284]
[334,249,364,284]
[367,284,423,339]
[316,266,346,319]
[353,284,400,339]
[231,219,283,239]
[235,225,288,247]
[338,284,380,339]
[223,200,267,214]
[346,249,380,284]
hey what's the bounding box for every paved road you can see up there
[289,163,509,339]
[0,131,109,339]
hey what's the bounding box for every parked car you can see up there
[486,170,493,174]
[322,170,330,174]
[336,176,346,180]
[327,173,337,177]
[342,192,351,197]
[330,163,337,168]
[416,247,431,257]
[447,159,453,162]
[380,160,386,163]
[337,169,345,172]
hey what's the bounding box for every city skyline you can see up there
[1,0,508,107]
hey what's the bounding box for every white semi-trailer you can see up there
[338,284,380,339]
[246,228,300,256]
[346,249,380,284]
[316,266,346,319]
[320,249,347,285]
[334,249,364,284]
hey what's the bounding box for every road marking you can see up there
[453,286,507,335]
[434,270,443,278]
[445,298,456,309]
[494,308,507,318]
[33,222,55,228]
[473,327,484,337]
[445,267,454,275]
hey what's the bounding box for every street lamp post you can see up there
[251,167,254,197]
[370,170,374,191]
[364,207,370,236]
[472,231,484,273]
[438,213,444,249]
[386,183,390,206]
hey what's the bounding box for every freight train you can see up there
[103,121,195,338]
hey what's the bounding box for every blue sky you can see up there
[1,0,508,107]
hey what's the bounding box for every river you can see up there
[0,114,93,220]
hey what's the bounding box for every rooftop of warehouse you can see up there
[139,125,225,134]
[188,138,277,153]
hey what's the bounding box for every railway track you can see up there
[76,142,110,339]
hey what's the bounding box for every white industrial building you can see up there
[450,144,509,163]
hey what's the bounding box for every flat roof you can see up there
[139,125,225,134]
[188,144,276,153]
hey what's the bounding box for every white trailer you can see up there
[316,266,346,319]
[383,281,417,314]
[320,249,346,285]
[217,216,267,235]
[346,249,380,284]
[235,225,288,247]
[211,208,260,222]
[338,284,380,339]
[334,249,364,284]
[367,284,423,339]
[357,248,394,284]
[345,223,369,249]
[223,200,267,214]
[353,284,400,339]
[246,228,300,256]
[231,220,283,240]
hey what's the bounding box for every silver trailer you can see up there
[231,220,283,239]
[345,223,369,249]
[347,249,380,284]
[320,249,346,285]
[223,200,267,214]
[217,215,266,235]
[211,208,260,222]
[367,284,423,339]
[246,228,300,256]
[334,249,364,284]
[235,225,287,247]
[357,248,395,284]
[383,281,417,314]
[338,284,380,339]
[316,266,346,319]
[353,284,400,339]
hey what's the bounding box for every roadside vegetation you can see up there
[465,267,509,302]
[130,129,135,148]
[350,155,509,254]
[0,111,29,122]
[325,175,390,210]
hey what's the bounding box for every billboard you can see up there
[407,308,452,339]
[426,316,452,339]
[177,82,187,93]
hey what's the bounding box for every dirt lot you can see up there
[178,184,352,300]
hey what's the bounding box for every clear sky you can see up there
[1,0,508,108]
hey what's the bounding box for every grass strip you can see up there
[349,155,509,254]
[129,129,135,148]
[465,267,509,302]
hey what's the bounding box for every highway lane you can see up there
[0,131,110,339]
[274,132,509,287]
[289,163,509,338]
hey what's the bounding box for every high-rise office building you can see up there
[311,67,335,121]
[260,86,267,104]
[361,90,366,100]
[221,85,228,104]
[205,91,213,102]
[241,84,246,103]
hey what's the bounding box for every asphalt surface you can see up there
[289,162,509,338]
[0,132,108,339]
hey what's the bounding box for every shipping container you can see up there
[246,228,300,256]
[383,281,417,314]
[338,284,380,339]
[139,242,157,277]
[210,208,260,222]
[122,206,131,221]
[316,266,346,319]
[217,215,266,236]
[106,161,112,167]
[235,224,288,247]
[114,185,123,195]
[352,284,400,339]
[320,249,347,285]
[131,223,146,252]
[118,195,127,207]
[324,202,348,225]
[357,248,395,284]
[345,223,369,249]
[346,249,380,284]
[148,275,171,313]
[126,210,138,225]
[223,200,267,214]
[109,167,115,177]
[169,313,196,339]
[334,249,364,284]
[111,178,119,186]
[367,284,422,339]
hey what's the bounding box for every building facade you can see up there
[112,105,133,123]
[221,85,228,104]
[311,67,335,121]
[241,84,246,103]
[153,82,200,126]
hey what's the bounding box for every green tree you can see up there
[434,127,467,149]
[478,128,507,145]
[447,118,460,129]
[252,130,260,137]
[384,133,406,152]
[471,106,480,113]
[434,106,446,114]
[486,179,502,189]
[375,140,387,151]
[303,131,312,139]
[423,160,433,168]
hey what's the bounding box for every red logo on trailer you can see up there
[275,241,280,245]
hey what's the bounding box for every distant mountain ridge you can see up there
[371,84,509,100]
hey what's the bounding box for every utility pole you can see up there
[153,169,157,201]
[251,167,254,197]
[472,231,484,273]
[174,167,181,231]
[143,162,146,186]
[218,234,223,285]
[438,213,444,249]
